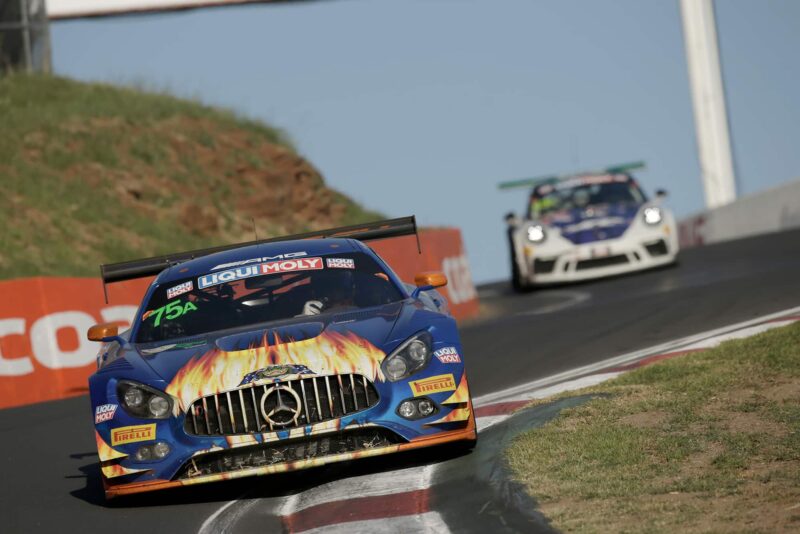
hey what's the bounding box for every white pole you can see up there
[19,0,33,73]
[679,0,737,208]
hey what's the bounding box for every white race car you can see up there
[501,162,679,291]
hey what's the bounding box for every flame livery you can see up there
[166,331,387,410]
[89,237,476,498]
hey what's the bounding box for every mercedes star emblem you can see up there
[259,384,302,428]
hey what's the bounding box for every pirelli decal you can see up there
[409,374,457,396]
[111,424,156,446]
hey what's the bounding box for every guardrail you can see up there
[679,178,800,247]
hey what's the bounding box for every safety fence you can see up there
[0,227,477,409]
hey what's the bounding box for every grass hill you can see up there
[0,75,382,279]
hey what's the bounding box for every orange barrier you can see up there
[0,277,151,409]
[370,228,478,321]
[0,228,477,410]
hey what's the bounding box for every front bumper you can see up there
[516,222,679,285]
[103,418,476,498]
[96,370,475,498]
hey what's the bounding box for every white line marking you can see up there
[515,290,591,316]
[278,492,301,517]
[474,305,800,406]
[197,494,261,534]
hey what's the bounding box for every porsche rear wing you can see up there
[497,161,646,191]
[100,216,420,298]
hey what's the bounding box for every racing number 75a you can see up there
[147,300,198,327]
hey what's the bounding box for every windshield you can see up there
[134,252,404,344]
[528,177,646,219]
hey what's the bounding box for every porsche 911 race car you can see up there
[500,162,678,291]
[88,217,476,499]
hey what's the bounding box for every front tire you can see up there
[508,227,531,293]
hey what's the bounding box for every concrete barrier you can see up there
[0,227,478,409]
[679,178,800,247]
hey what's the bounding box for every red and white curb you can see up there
[200,305,800,534]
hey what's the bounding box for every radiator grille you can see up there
[575,255,629,271]
[184,374,379,436]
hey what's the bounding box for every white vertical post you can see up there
[19,0,33,72]
[680,0,737,208]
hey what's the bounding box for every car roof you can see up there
[156,237,365,285]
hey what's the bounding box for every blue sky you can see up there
[51,0,800,282]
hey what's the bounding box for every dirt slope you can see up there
[0,75,382,278]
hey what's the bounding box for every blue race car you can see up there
[501,162,679,291]
[88,217,476,498]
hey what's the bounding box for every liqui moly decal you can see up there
[198,265,261,289]
[210,252,308,271]
[326,257,355,269]
[434,347,461,364]
[166,281,193,299]
[199,258,323,289]
[260,257,323,275]
[95,404,117,424]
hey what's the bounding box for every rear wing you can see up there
[497,161,646,191]
[100,216,420,298]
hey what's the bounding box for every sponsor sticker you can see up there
[199,257,323,289]
[260,257,323,275]
[111,423,156,446]
[210,252,308,271]
[326,257,355,269]
[166,281,193,299]
[95,403,117,424]
[434,347,461,364]
[409,374,457,396]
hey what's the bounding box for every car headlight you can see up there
[382,332,433,382]
[526,225,546,243]
[643,206,663,225]
[117,380,173,419]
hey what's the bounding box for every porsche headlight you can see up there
[526,225,546,243]
[117,381,173,419]
[382,332,432,382]
[643,207,663,225]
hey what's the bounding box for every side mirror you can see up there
[88,323,119,342]
[414,271,447,288]
[505,211,521,228]
[655,189,668,198]
[411,272,447,298]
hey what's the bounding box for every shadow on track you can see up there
[68,439,475,509]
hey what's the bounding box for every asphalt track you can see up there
[1,228,799,533]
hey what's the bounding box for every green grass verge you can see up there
[0,75,383,280]
[506,322,800,533]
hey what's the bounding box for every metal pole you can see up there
[19,0,32,73]
[679,0,737,209]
